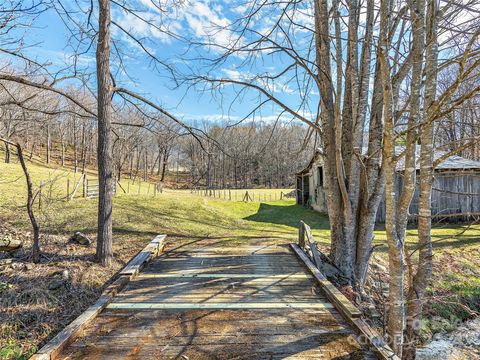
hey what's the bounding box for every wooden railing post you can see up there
[299,221,305,249]
[299,221,322,269]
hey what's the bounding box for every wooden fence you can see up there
[65,174,162,200]
[84,179,117,198]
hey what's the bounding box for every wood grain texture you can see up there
[120,234,166,276]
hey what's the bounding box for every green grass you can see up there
[1,154,479,254]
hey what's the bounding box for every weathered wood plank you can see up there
[107,302,335,310]
[136,273,312,279]
[113,295,324,304]
[120,234,166,276]
[291,244,359,315]
[119,284,323,297]
[69,330,355,345]
[75,314,345,337]
[165,245,290,255]
[61,333,373,360]
[100,308,343,319]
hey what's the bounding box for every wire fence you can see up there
[190,188,294,202]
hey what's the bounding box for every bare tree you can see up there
[0,138,40,262]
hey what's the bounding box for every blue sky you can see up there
[18,0,316,127]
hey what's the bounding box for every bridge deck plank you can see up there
[57,243,376,359]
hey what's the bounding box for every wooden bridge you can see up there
[32,231,398,360]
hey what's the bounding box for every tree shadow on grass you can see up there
[243,203,330,230]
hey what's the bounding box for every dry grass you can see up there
[0,224,148,359]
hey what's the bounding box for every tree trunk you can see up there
[46,123,51,164]
[18,144,41,263]
[379,0,404,355]
[160,147,168,182]
[81,123,87,173]
[5,143,10,163]
[403,1,438,358]
[5,121,11,163]
[96,0,114,267]
[73,118,78,172]
[1,139,41,262]
[61,133,65,167]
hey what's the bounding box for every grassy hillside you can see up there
[0,157,479,358]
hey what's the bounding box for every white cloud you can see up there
[181,113,241,122]
[114,0,238,50]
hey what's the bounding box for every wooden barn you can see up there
[296,147,480,222]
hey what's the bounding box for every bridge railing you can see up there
[294,221,399,360]
[298,220,323,269]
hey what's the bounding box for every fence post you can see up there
[138,181,141,195]
[229,189,231,201]
[299,221,305,248]
[280,191,283,200]
[83,176,87,198]
[127,180,130,194]
[67,179,70,199]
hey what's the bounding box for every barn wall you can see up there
[376,171,480,222]
[298,152,480,223]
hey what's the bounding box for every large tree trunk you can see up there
[96,0,114,267]
[315,0,356,281]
